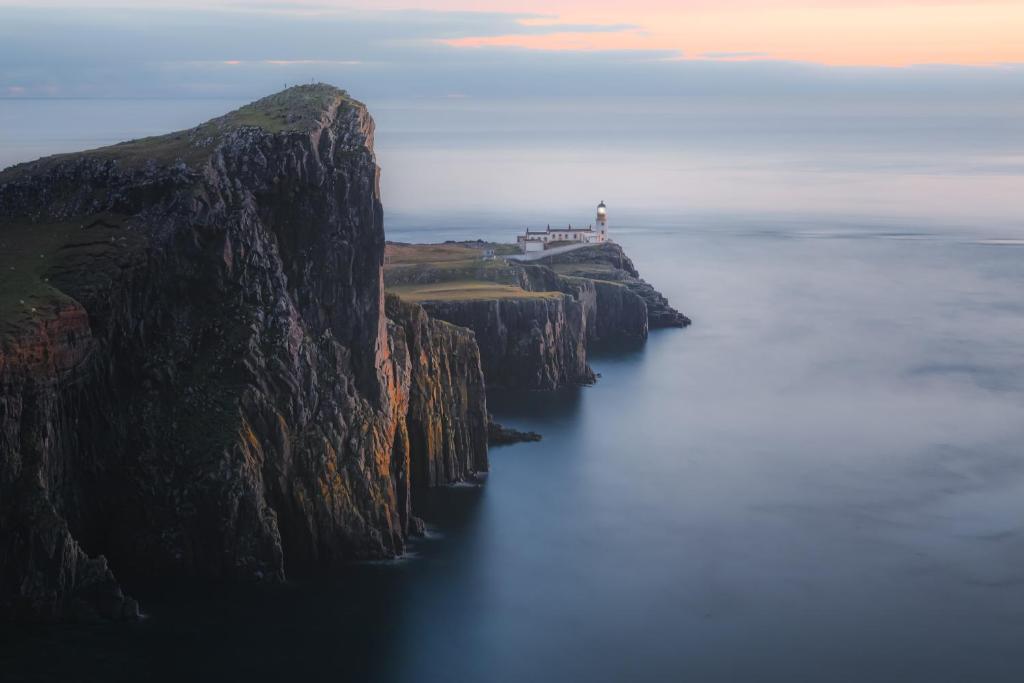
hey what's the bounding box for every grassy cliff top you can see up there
[384,242,521,288]
[0,84,356,179]
[385,242,518,265]
[385,242,562,303]
[388,281,562,303]
[83,84,353,165]
[214,84,355,134]
[0,214,134,339]
[0,86,361,339]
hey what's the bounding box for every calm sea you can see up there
[2,97,1024,682]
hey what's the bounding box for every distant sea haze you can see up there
[1,96,1021,234]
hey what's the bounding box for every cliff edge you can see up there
[0,85,488,621]
[384,241,688,390]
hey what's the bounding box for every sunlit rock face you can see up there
[387,295,488,491]
[0,85,489,621]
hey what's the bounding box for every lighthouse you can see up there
[515,202,610,252]
[596,201,608,240]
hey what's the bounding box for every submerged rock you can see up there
[488,419,543,446]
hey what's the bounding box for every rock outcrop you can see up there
[383,239,686,387]
[534,243,691,329]
[420,295,595,390]
[488,419,542,446]
[383,239,687,389]
[579,278,649,344]
[386,295,488,491]
[0,85,489,622]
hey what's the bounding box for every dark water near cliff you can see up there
[6,216,1024,682]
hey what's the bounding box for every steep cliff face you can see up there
[383,239,683,386]
[535,243,691,329]
[386,295,488,491]
[0,85,488,622]
[513,264,646,344]
[420,295,595,391]
[385,249,652,387]
[587,280,649,343]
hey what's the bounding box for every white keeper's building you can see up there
[517,201,609,253]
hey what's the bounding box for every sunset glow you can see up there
[2,0,1021,67]
[438,1,1024,66]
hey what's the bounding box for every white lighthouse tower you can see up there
[596,201,608,241]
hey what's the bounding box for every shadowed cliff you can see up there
[0,85,488,621]
[384,241,689,390]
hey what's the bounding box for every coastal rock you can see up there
[421,295,595,391]
[583,279,649,343]
[387,295,488,490]
[487,418,542,446]
[383,240,683,387]
[534,243,690,329]
[0,85,489,621]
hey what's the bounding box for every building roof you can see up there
[522,226,595,236]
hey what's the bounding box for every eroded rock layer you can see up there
[387,295,488,490]
[533,243,691,329]
[420,295,595,391]
[0,85,489,621]
[384,241,685,388]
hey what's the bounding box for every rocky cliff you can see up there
[419,294,595,390]
[383,254,599,390]
[0,85,489,622]
[586,279,649,343]
[534,243,691,329]
[384,241,684,387]
[386,295,488,490]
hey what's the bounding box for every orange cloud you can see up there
[437,2,1024,67]
[4,0,1019,67]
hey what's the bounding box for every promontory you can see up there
[0,84,686,622]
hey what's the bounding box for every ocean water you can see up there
[2,97,1024,681]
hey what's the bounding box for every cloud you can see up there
[702,51,770,60]
[258,60,363,66]
[514,20,640,35]
[0,6,1020,102]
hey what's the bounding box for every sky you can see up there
[2,1,1023,68]
[0,1,1022,100]
[1,1,1021,222]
